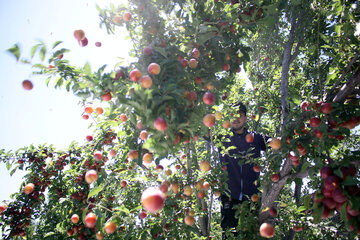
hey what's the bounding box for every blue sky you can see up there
[0,0,130,201]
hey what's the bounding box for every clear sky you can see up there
[0,0,131,201]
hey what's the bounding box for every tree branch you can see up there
[332,69,360,103]
[326,50,360,100]
[280,9,305,132]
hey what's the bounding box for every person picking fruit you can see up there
[214,102,268,239]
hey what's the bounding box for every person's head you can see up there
[231,102,247,131]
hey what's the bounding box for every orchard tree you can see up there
[1,0,360,239]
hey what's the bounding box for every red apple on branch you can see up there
[141,187,165,213]
[154,117,167,131]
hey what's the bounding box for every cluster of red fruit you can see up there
[312,164,360,232]
[2,150,75,237]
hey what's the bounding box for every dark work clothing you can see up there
[218,129,266,239]
[218,129,266,200]
[221,195,243,239]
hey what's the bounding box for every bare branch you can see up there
[327,51,360,100]
[332,69,360,102]
[280,9,305,132]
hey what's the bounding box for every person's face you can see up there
[231,110,247,130]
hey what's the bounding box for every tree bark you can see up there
[332,69,360,103]
[280,11,304,132]
[260,9,305,223]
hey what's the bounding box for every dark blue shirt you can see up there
[218,129,266,200]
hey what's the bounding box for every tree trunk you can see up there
[260,9,304,223]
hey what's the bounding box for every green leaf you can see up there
[40,45,47,61]
[84,62,92,76]
[10,166,18,176]
[303,194,311,209]
[52,41,63,49]
[82,207,88,225]
[198,32,214,45]
[296,206,307,213]
[31,44,40,58]
[7,44,21,61]
[342,176,359,186]
[301,161,310,173]
[44,232,56,237]
[6,160,11,171]
[88,184,105,199]
[154,47,167,58]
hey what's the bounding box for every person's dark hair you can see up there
[232,101,247,115]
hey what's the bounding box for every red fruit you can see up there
[109,149,117,157]
[74,30,85,41]
[320,166,333,179]
[323,198,336,209]
[140,75,153,88]
[336,201,345,212]
[195,76,203,84]
[268,207,277,217]
[154,117,167,131]
[139,211,147,219]
[341,165,357,178]
[346,204,359,216]
[0,203,7,214]
[22,80,33,90]
[71,214,80,224]
[322,187,333,198]
[123,12,132,21]
[160,181,169,193]
[129,69,142,82]
[189,58,198,68]
[192,48,200,58]
[187,91,197,101]
[96,232,104,240]
[203,92,215,105]
[292,225,305,232]
[155,165,164,171]
[128,150,138,160]
[271,173,280,183]
[332,188,347,203]
[321,206,331,219]
[104,221,116,234]
[85,212,97,228]
[253,165,261,172]
[259,222,275,238]
[245,134,254,143]
[120,180,127,188]
[222,63,230,71]
[148,63,161,75]
[94,151,102,161]
[324,176,340,190]
[141,187,165,213]
[300,101,311,111]
[314,129,323,138]
[310,117,321,127]
[79,37,88,47]
[288,152,299,161]
[24,183,35,195]
[86,135,93,141]
[296,144,307,156]
[321,103,332,114]
[82,114,89,120]
[67,229,74,236]
[102,92,112,101]
[114,69,125,80]
[203,114,216,127]
[95,41,102,47]
[143,46,153,56]
[180,59,188,68]
[85,170,98,184]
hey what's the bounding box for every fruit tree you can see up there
[1,0,360,239]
